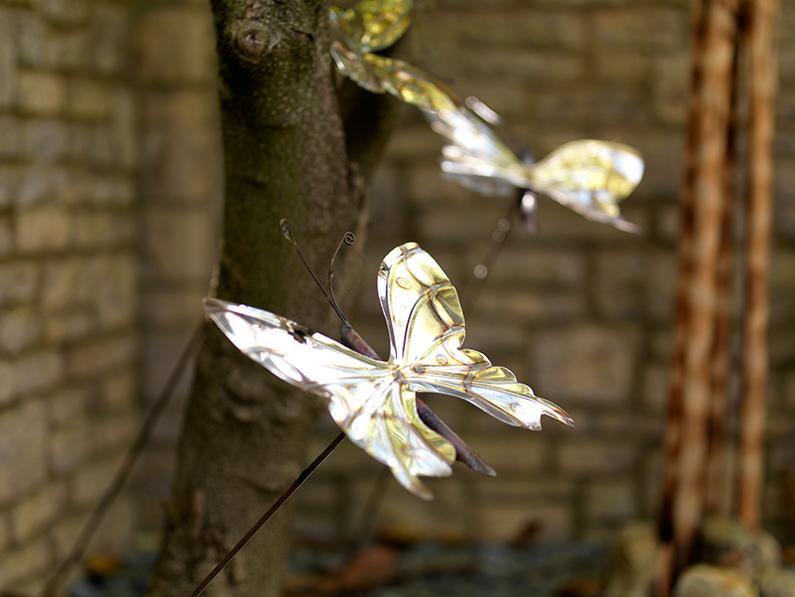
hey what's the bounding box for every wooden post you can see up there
[737,0,778,531]
[657,0,740,590]
[704,7,742,517]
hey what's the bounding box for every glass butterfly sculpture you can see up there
[328,0,644,232]
[205,242,573,499]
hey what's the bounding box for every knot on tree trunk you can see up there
[228,19,280,64]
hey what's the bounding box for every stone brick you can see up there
[0,261,38,308]
[15,11,51,69]
[0,360,12,407]
[22,118,70,161]
[140,90,221,202]
[71,210,136,249]
[593,250,676,320]
[594,9,687,51]
[488,247,586,287]
[595,51,652,83]
[0,306,42,355]
[16,164,72,206]
[441,11,587,51]
[558,437,637,475]
[10,482,66,542]
[140,287,206,328]
[33,0,90,26]
[49,422,91,475]
[466,432,547,473]
[140,330,197,404]
[11,350,64,397]
[65,78,110,119]
[87,3,129,74]
[135,9,216,83]
[94,254,137,328]
[531,325,640,403]
[642,362,669,412]
[460,49,585,84]
[0,538,51,589]
[770,251,795,325]
[100,369,135,413]
[0,117,20,159]
[49,386,89,427]
[41,257,86,311]
[653,53,690,126]
[0,9,16,108]
[71,454,123,507]
[585,478,636,521]
[50,513,83,560]
[0,399,47,501]
[0,215,11,255]
[477,288,586,322]
[109,88,137,169]
[480,502,572,542]
[0,165,17,206]
[17,71,67,116]
[15,205,70,253]
[66,335,135,380]
[140,207,216,281]
[43,308,94,343]
[0,515,8,551]
[90,413,137,460]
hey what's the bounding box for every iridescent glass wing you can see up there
[377,243,574,430]
[204,298,454,499]
[406,351,575,430]
[527,140,644,232]
[330,0,413,53]
[431,107,528,189]
[331,41,459,113]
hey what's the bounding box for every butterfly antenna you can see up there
[328,231,356,325]
[280,219,349,326]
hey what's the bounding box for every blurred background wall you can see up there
[1,0,794,590]
[0,0,142,588]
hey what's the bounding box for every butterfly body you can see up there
[206,243,572,499]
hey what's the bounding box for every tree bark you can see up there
[149,1,400,595]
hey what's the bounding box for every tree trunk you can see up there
[149,1,399,594]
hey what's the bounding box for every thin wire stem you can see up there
[281,219,354,326]
[190,431,347,596]
[328,231,357,325]
[42,325,205,597]
[462,199,519,313]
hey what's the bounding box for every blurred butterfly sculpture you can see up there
[206,242,573,499]
[328,0,645,232]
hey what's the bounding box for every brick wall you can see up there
[0,0,139,590]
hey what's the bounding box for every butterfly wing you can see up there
[329,0,413,53]
[204,298,454,499]
[527,139,644,232]
[377,244,574,430]
[344,383,455,499]
[407,349,575,430]
[430,107,532,198]
[330,42,458,113]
